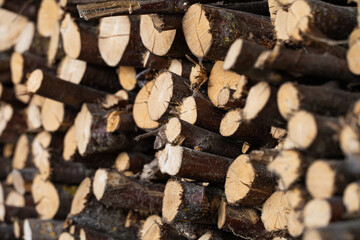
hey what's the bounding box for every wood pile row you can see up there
[0,0,360,239]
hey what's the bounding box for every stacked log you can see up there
[0,0,360,239]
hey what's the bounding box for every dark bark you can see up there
[0,224,16,240]
[151,14,183,32]
[213,1,270,16]
[1,0,40,20]
[1,205,38,223]
[0,158,11,180]
[24,219,63,240]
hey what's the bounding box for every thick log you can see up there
[303,198,345,228]
[162,179,222,224]
[163,118,243,158]
[182,4,274,60]
[93,169,164,212]
[177,92,224,132]
[261,191,290,232]
[0,158,11,180]
[115,152,152,172]
[0,84,26,109]
[158,144,233,183]
[41,98,76,132]
[306,160,357,199]
[106,111,136,133]
[140,215,187,240]
[140,14,189,57]
[287,111,342,158]
[23,219,63,240]
[225,154,277,206]
[151,14,182,32]
[147,71,192,122]
[213,1,269,16]
[287,0,357,42]
[74,103,134,156]
[343,181,360,214]
[0,205,38,223]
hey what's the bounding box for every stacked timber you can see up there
[0,0,360,239]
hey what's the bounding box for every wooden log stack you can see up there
[1,0,360,239]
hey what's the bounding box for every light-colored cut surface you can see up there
[15,22,35,54]
[0,103,13,136]
[12,134,29,169]
[70,177,91,215]
[223,39,243,71]
[118,66,137,91]
[183,4,212,58]
[147,71,173,121]
[115,152,130,171]
[178,96,197,125]
[277,82,299,120]
[158,144,183,176]
[141,215,162,240]
[225,155,255,204]
[63,126,77,161]
[60,13,81,59]
[57,56,87,84]
[243,81,271,120]
[106,110,121,133]
[10,52,24,84]
[58,232,74,240]
[47,21,60,65]
[74,104,92,156]
[26,104,42,130]
[286,0,311,41]
[165,118,182,143]
[287,210,304,237]
[274,9,289,41]
[41,98,65,132]
[162,180,183,223]
[343,181,360,213]
[304,199,331,228]
[27,69,44,93]
[261,191,290,231]
[93,169,108,201]
[140,15,176,56]
[12,169,26,195]
[347,41,360,75]
[5,191,25,207]
[219,109,242,137]
[217,198,227,229]
[133,80,159,130]
[37,0,61,37]
[15,84,30,103]
[168,59,182,76]
[306,160,335,198]
[23,219,32,240]
[340,125,360,155]
[288,110,317,149]
[99,16,131,66]
[0,9,28,51]
[0,204,4,222]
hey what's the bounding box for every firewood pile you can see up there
[1,0,360,239]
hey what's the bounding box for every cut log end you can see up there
[99,16,130,66]
[0,103,13,137]
[6,191,25,207]
[15,22,35,54]
[118,66,137,91]
[277,82,300,120]
[27,104,42,130]
[41,98,65,132]
[225,155,255,205]
[243,81,271,120]
[115,152,130,172]
[12,169,26,195]
[63,125,77,161]
[288,110,317,149]
[164,117,182,144]
[147,71,173,121]
[37,0,60,37]
[74,104,92,156]
[306,160,335,199]
[26,69,44,94]
[178,96,197,125]
[223,39,243,71]
[10,52,24,84]
[58,232,75,240]
[57,56,87,84]
[348,41,360,75]
[140,14,176,56]
[141,215,162,240]
[219,109,242,137]
[261,191,290,231]
[217,198,227,229]
[12,134,30,169]
[183,3,212,58]
[60,13,81,59]
[340,125,360,156]
[343,181,360,214]
[23,219,31,240]
[286,0,311,41]
[304,199,332,228]
[158,144,183,176]
[70,177,91,215]
[162,179,183,223]
[93,168,108,201]
[106,110,121,133]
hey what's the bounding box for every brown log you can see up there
[287,0,357,42]
[140,158,170,183]
[261,191,290,232]
[23,219,63,240]
[303,197,345,228]
[0,84,26,109]
[1,0,40,20]
[140,14,189,57]
[182,4,275,60]
[0,224,16,240]
[12,168,36,195]
[0,158,11,180]
[93,169,164,212]
[74,103,134,156]
[287,111,342,158]
[115,152,152,172]
[106,111,136,133]
[225,154,277,206]
[151,14,182,32]
[303,219,360,240]
[147,70,192,122]
[163,118,243,158]
[177,92,224,133]
[278,82,360,120]
[0,205,38,223]
[158,144,233,183]
[306,160,357,199]
[162,179,222,224]
[217,199,278,239]
[27,69,126,109]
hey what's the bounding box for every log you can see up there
[0,84,27,109]
[151,14,182,33]
[225,154,277,206]
[12,168,36,195]
[0,205,38,223]
[0,224,16,240]
[158,144,233,183]
[163,118,243,158]
[177,92,224,133]
[140,14,189,57]
[0,158,11,180]
[37,0,62,37]
[147,71,192,122]
[343,181,360,214]
[74,103,134,156]
[261,191,290,232]
[213,1,270,16]
[303,219,360,240]
[93,169,164,212]
[182,4,275,60]
[306,160,358,199]
[303,198,345,228]
[23,219,63,240]
[115,152,152,172]
[12,134,33,170]
[106,111,136,133]
[287,111,342,158]
[162,179,222,224]
[41,98,76,132]
[287,0,357,42]
[27,69,125,109]
[140,215,187,240]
